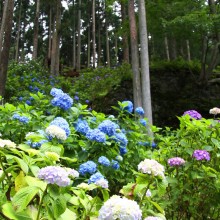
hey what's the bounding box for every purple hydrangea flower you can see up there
[135,107,145,116]
[79,161,97,175]
[98,120,119,137]
[121,101,133,113]
[86,129,106,143]
[168,157,185,166]
[193,150,210,161]
[74,119,90,135]
[50,117,70,137]
[98,156,110,167]
[183,110,202,120]
[38,166,72,187]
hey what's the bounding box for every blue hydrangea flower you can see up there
[151,142,157,148]
[50,88,73,110]
[50,117,70,137]
[111,160,120,170]
[26,100,32,105]
[74,95,79,101]
[85,100,89,104]
[140,119,147,126]
[135,107,145,116]
[114,132,128,147]
[86,129,106,143]
[12,114,29,124]
[98,120,119,137]
[79,161,97,175]
[74,119,90,135]
[121,101,133,113]
[18,97,23,101]
[98,156,110,167]
[119,147,127,155]
[88,172,105,184]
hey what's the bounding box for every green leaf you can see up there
[40,143,64,156]
[101,189,109,201]
[2,202,32,220]
[149,199,165,215]
[211,138,220,149]
[15,171,27,192]
[13,156,29,174]
[12,186,39,212]
[58,208,77,220]
[52,195,67,218]
[25,176,47,191]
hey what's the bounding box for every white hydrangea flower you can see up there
[209,107,220,115]
[0,139,16,148]
[146,189,151,197]
[138,159,165,178]
[45,125,67,141]
[65,167,79,178]
[95,178,109,189]
[98,195,142,220]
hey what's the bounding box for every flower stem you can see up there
[36,185,48,220]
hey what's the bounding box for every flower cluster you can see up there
[168,157,185,166]
[111,159,120,170]
[121,101,133,113]
[183,110,202,120]
[38,166,78,187]
[209,107,220,115]
[140,118,147,126]
[74,119,90,135]
[135,107,145,116]
[193,150,210,161]
[50,117,70,137]
[98,119,119,137]
[98,195,142,220]
[98,156,110,167]
[79,161,97,175]
[26,140,48,148]
[138,159,165,178]
[0,139,16,148]
[12,113,29,124]
[114,132,128,147]
[86,129,106,143]
[50,88,73,110]
[88,172,108,188]
[45,125,67,141]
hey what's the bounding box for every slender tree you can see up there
[138,0,153,125]
[76,0,81,70]
[92,0,96,67]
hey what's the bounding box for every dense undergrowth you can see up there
[0,61,220,219]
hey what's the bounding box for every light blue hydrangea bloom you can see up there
[140,118,147,126]
[74,119,90,135]
[98,156,110,167]
[50,117,70,137]
[135,107,145,116]
[86,129,106,143]
[98,119,119,137]
[79,161,97,175]
[12,114,29,124]
[121,100,133,113]
[88,172,105,184]
[114,132,128,147]
[111,160,120,170]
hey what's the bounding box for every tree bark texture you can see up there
[128,0,142,108]
[76,0,81,70]
[92,0,96,68]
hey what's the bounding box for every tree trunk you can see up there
[170,37,177,60]
[32,0,40,59]
[164,35,170,61]
[47,7,52,68]
[76,0,81,70]
[121,0,129,63]
[186,39,191,61]
[50,0,61,75]
[92,0,96,68]
[87,24,91,68]
[15,1,22,62]
[0,0,14,97]
[128,0,142,108]
[115,34,118,65]
[72,0,76,69]
[138,0,153,125]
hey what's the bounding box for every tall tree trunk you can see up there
[170,37,177,60]
[50,0,61,75]
[92,0,96,68]
[0,0,14,96]
[15,1,22,62]
[121,0,129,63]
[0,0,9,58]
[21,14,27,61]
[138,0,153,125]
[87,24,91,68]
[115,34,118,64]
[164,35,170,61]
[47,7,52,68]
[32,0,40,59]
[72,0,76,69]
[76,0,81,70]
[128,0,142,108]
[97,1,101,67]
[186,39,191,61]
